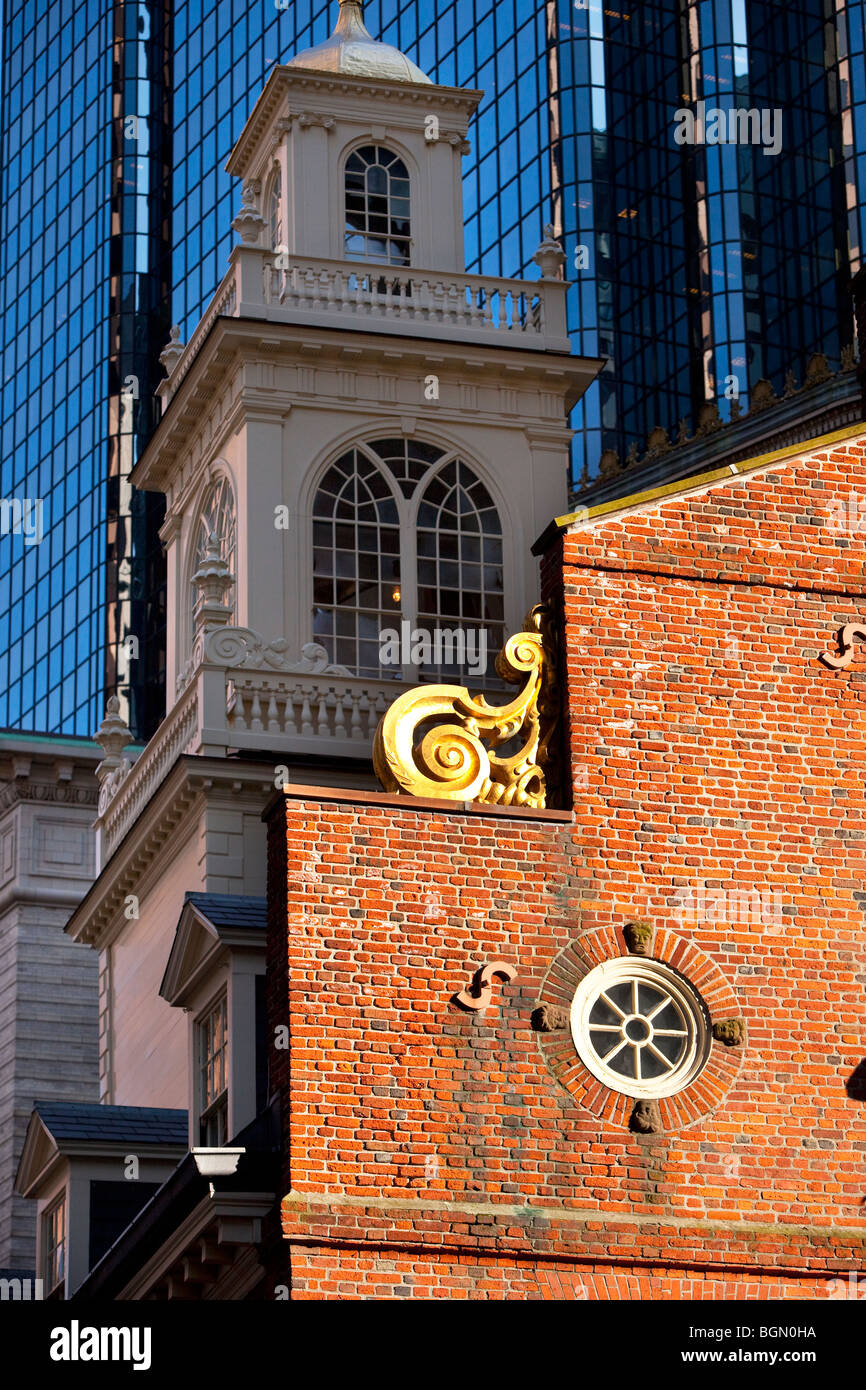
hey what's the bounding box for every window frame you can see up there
[310,439,507,684]
[414,456,505,681]
[343,143,413,267]
[196,990,229,1147]
[570,958,712,1101]
[42,1190,67,1295]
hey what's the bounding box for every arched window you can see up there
[312,450,401,676]
[416,460,504,681]
[268,167,282,250]
[311,442,506,685]
[344,145,411,266]
[190,477,236,628]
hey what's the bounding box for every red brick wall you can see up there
[266,437,866,1298]
[288,1250,840,1301]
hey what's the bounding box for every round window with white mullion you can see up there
[570,958,711,1100]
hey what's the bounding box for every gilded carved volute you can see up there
[373,604,561,809]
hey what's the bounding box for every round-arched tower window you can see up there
[344,145,411,266]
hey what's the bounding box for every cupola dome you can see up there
[286,0,432,85]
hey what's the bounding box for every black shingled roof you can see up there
[184,892,267,930]
[33,1102,188,1146]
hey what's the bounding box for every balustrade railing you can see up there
[226,674,392,744]
[96,643,413,857]
[160,245,568,404]
[263,257,545,336]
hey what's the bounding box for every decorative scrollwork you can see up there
[372,604,560,809]
[203,628,352,675]
[821,621,866,671]
[97,761,132,817]
[455,960,517,1012]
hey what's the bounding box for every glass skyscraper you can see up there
[1,0,864,737]
[0,0,170,741]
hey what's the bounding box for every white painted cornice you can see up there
[135,318,597,493]
[227,66,482,179]
[65,757,277,952]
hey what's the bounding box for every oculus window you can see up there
[570,958,711,1099]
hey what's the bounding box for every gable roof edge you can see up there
[532,420,866,556]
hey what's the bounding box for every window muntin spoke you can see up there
[605,1037,630,1066]
[646,994,673,1021]
[590,1029,625,1059]
[646,1041,677,1070]
[598,989,627,1020]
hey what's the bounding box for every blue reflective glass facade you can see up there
[2,0,865,734]
[747,2,850,389]
[171,1,554,333]
[0,0,112,735]
[107,1,172,743]
[555,0,858,482]
[0,0,170,740]
[171,0,862,490]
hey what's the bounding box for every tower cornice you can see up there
[134,316,599,494]
[226,69,482,180]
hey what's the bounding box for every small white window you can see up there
[198,995,228,1145]
[43,1193,66,1294]
[570,958,711,1099]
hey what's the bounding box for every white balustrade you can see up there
[225,673,392,745]
[262,255,551,337]
[98,682,201,858]
[96,633,413,855]
[160,244,568,403]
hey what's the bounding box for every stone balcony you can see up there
[93,627,411,863]
[158,236,571,410]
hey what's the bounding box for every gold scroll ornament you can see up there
[372,604,559,809]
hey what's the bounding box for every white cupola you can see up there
[225,1,479,271]
[129,0,599,758]
[286,0,433,85]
